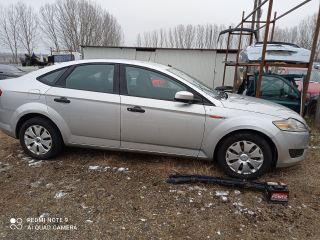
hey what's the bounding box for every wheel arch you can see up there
[15,113,64,144]
[213,129,278,168]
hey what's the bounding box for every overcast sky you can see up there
[1,0,319,52]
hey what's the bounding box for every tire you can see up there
[19,117,63,160]
[216,132,272,179]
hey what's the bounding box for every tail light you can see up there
[0,89,2,96]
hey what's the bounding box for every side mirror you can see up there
[174,91,194,103]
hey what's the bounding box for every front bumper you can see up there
[273,130,310,168]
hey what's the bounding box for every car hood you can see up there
[220,93,300,119]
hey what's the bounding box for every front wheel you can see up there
[19,117,63,159]
[217,132,272,179]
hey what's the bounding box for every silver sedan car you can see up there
[0,59,310,179]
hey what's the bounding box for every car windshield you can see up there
[167,67,219,98]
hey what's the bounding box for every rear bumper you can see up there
[0,108,16,138]
[273,131,309,168]
[0,122,15,138]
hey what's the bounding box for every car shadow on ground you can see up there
[41,146,303,181]
[47,146,223,176]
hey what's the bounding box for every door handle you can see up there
[54,97,71,104]
[127,106,145,113]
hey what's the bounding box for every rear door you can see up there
[45,63,121,147]
[119,65,206,157]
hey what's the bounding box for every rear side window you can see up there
[38,68,68,85]
[65,64,114,93]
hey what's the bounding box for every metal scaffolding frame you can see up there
[221,0,319,116]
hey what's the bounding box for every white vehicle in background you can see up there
[240,42,311,64]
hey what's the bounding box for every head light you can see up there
[273,118,308,132]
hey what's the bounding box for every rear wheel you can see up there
[217,132,272,179]
[19,117,63,159]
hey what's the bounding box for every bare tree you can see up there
[297,14,315,50]
[101,12,123,46]
[40,4,60,51]
[16,2,38,56]
[55,0,81,51]
[195,25,205,48]
[136,12,319,57]
[43,0,123,52]
[159,28,166,47]
[136,33,142,47]
[151,30,159,47]
[167,29,175,48]
[0,5,20,63]
[273,13,319,60]
[137,23,232,49]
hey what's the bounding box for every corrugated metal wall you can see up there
[82,47,237,88]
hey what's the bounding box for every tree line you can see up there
[1,0,318,64]
[0,0,123,63]
[273,13,319,59]
[136,24,243,49]
[136,13,319,60]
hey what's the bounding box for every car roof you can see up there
[26,59,171,78]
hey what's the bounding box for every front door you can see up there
[120,65,206,157]
[259,75,301,113]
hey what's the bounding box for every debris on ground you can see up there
[0,129,320,239]
[88,165,100,170]
[0,162,12,173]
[54,191,67,199]
[88,165,129,172]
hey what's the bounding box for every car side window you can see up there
[260,76,295,99]
[38,68,68,85]
[125,66,186,101]
[65,64,114,93]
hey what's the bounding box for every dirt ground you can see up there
[0,120,320,240]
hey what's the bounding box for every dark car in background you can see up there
[277,68,320,114]
[0,64,25,80]
[238,74,301,113]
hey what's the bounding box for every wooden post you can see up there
[306,4,320,121]
[250,0,258,45]
[301,3,320,116]
[270,12,277,41]
[316,98,320,129]
[222,26,232,87]
[255,0,273,97]
[233,11,245,91]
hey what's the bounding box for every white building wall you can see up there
[83,48,136,59]
[82,47,237,88]
[154,49,217,88]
